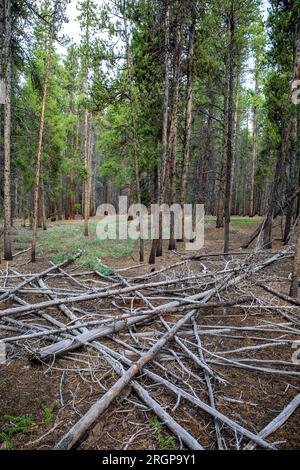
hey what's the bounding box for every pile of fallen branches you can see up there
[0,246,300,450]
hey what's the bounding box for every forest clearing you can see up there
[1,0,300,456]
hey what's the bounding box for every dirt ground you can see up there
[0,217,299,450]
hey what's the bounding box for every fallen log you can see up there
[192,317,223,449]
[95,346,204,450]
[0,252,82,302]
[36,250,287,360]
[54,260,277,450]
[54,307,199,449]
[258,283,300,306]
[1,248,286,319]
[37,314,151,360]
[244,393,300,450]
[87,341,277,450]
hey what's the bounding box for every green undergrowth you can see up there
[10,219,137,272]
[0,414,33,449]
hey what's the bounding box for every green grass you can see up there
[149,416,176,450]
[207,216,261,226]
[0,414,33,448]
[41,404,54,425]
[7,215,261,268]
[10,218,138,271]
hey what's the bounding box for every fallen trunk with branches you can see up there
[1,245,299,450]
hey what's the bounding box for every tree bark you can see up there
[3,0,12,260]
[230,88,239,215]
[149,0,170,263]
[198,100,214,208]
[290,236,300,298]
[180,11,196,242]
[83,96,89,236]
[249,71,259,217]
[123,10,144,262]
[224,4,236,253]
[216,61,230,228]
[168,6,185,251]
[31,5,56,262]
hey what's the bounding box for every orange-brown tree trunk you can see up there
[31,5,56,262]
[3,0,12,260]
[249,72,259,217]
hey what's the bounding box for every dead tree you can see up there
[290,235,300,298]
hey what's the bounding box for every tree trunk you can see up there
[283,120,297,244]
[3,0,12,260]
[230,89,239,215]
[14,178,19,220]
[168,7,185,251]
[31,5,56,262]
[200,100,214,208]
[149,0,170,264]
[180,12,195,243]
[123,12,144,262]
[224,5,236,254]
[37,183,43,228]
[290,236,300,298]
[216,62,230,228]
[249,73,259,217]
[83,99,89,236]
[230,87,239,215]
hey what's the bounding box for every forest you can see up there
[0,0,300,453]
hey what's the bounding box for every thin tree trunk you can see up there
[70,170,76,220]
[149,0,170,264]
[216,63,230,229]
[3,0,12,260]
[83,98,89,236]
[224,5,236,254]
[230,93,239,215]
[168,6,185,251]
[249,72,259,217]
[31,6,56,262]
[290,236,300,298]
[42,189,47,230]
[283,115,297,243]
[180,11,196,242]
[37,183,43,228]
[123,11,144,262]
[14,178,19,220]
[198,100,214,208]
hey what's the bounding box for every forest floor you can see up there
[0,216,299,450]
